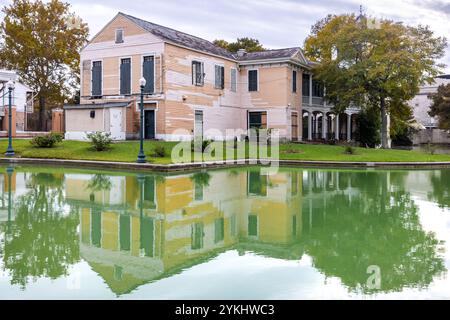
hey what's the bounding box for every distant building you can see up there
[408,75,450,144]
[0,69,35,131]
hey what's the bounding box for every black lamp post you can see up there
[5,80,15,157]
[137,77,147,163]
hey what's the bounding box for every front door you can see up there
[144,110,155,139]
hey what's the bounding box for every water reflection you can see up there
[0,166,448,297]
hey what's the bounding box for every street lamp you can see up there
[5,80,15,156]
[136,77,147,163]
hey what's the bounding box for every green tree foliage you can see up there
[354,107,381,148]
[1,172,79,288]
[429,84,450,130]
[213,37,265,53]
[302,170,445,293]
[0,0,89,130]
[304,14,447,148]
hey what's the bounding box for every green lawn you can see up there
[1,139,449,164]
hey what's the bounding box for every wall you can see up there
[413,128,450,145]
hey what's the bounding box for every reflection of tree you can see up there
[87,174,112,193]
[428,170,450,209]
[191,172,211,187]
[302,171,445,294]
[2,173,79,288]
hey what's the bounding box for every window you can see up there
[247,171,268,197]
[140,217,154,257]
[214,65,225,89]
[144,176,156,209]
[91,61,102,97]
[248,215,258,237]
[312,79,324,97]
[91,208,101,248]
[115,29,124,43]
[248,69,258,92]
[248,111,267,130]
[302,73,310,97]
[191,222,204,250]
[119,215,131,251]
[214,218,224,243]
[192,61,204,86]
[143,56,155,94]
[292,70,297,93]
[231,68,237,92]
[120,58,131,95]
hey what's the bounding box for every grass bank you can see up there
[1,139,450,164]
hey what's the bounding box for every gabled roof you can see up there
[119,12,235,60]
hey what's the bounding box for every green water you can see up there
[0,165,449,299]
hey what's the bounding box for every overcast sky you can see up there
[1,0,450,72]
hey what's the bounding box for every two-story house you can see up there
[64,12,356,142]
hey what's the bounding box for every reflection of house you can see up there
[408,75,450,144]
[0,171,30,222]
[64,170,303,295]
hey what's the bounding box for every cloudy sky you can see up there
[1,0,450,71]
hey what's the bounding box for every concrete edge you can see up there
[1,157,450,172]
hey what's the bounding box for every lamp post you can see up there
[6,166,13,235]
[5,80,15,156]
[137,77,147,163]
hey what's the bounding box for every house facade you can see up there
[0,69,34,132]
[65,12,355,142]
[408,75,450,144]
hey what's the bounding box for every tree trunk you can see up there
[39,95,47,131]
[380,97,389,149]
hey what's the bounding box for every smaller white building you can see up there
[0,69,34,131]
[408,75,450,144]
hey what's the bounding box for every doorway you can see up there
[144,110,155,139]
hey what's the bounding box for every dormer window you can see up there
[115,29,124,44]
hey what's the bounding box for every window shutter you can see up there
[215,65,220,88]
[92,61,102,97]
[200,62,204,86]
[221,66,225,89]
[292,70,297,93]
[248,70,258,92]
[231,69,237,92]
[143,56,155,93]
[120,58,131,95]
[192,61,196,85]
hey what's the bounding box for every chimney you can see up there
[237,49,247,57]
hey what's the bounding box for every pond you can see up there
[0,165,449,299]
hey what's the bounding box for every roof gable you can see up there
[119,12,235,60]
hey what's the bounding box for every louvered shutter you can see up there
[120,58,131,95]
[143,56,155,93]
[92,61,102,96]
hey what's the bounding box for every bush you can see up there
[191,139,213,152]
[30,133,63,148]
[344,145,357,155]
[86,131,112,151]
[153,144,166,157]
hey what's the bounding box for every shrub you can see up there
[354,108,381,148]
[153,144,166,157]
[191,139,213,152]
[30,133,63,148]
[344,145,357,155]
[86,131,112,151]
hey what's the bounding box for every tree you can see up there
[0,0,89,130]
[304,14,447,148]
[213,37,265,53]
[429,84,450,130]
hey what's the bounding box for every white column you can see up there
[335,114,340,140]
[308,112,312,140]
[322,114,328,139]
[309,74,313,106]
[315,114,320,138]
[347,113,352,142]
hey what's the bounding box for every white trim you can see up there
[248,68,259,92]
[140,53,157,93]
[119,56,132,96]
[91,59,104,97]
